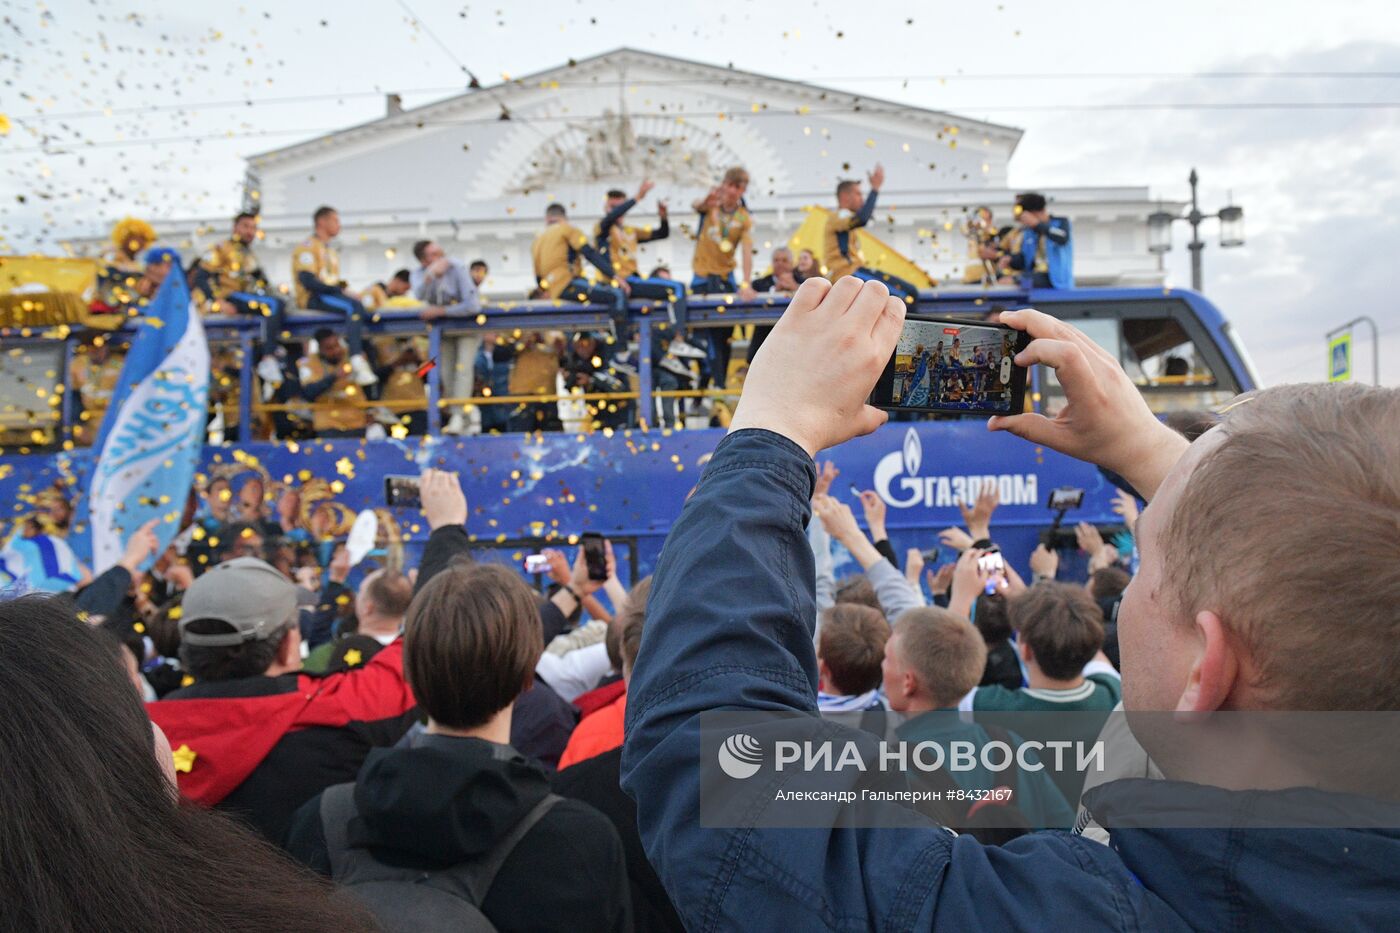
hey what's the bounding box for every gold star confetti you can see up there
[171,744,197,773]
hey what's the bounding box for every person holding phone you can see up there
[622,275,1400,930]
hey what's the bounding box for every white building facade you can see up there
[82,49,1172,295]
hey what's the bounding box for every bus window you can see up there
[1038,312,1242,415]
[1,343,65,448]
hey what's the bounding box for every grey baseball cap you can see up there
[179,557,300,647]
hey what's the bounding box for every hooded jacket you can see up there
[287,733,631,933]
[620,429,1400,931]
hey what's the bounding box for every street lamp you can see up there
[1146,168,1246,291]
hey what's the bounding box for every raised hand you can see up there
[948,548,989,619]
[858,490,887,539]
[813,461,840,499]
[1112,487,1140,534]
[1075,521,1105,555]
[1029,543,1059,580]
[420,468,468,530]
[989,309,1187,500]
[957,483,1000,539]
[637,179,655,201]
[812,493,862,547]
[119,519,161,574]
[729,276,905,457]
[656,199,669,219]
[938,526,974,552]
[926,563,955,596]
[541,548,572,586]
[868,163,885,191]
[904,547,925,586]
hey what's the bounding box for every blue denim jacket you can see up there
[622,429,1400,932]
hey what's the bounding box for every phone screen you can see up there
[384,475,421,509]
[870,316,1029,416]
[581,533,608,582]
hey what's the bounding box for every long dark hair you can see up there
[0,595,376,932]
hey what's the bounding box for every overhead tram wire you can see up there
[7,98,1400,155]
[13,70,1400,124]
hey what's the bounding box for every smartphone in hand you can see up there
[868,315,1030,417]
[581,532,609,582]
[383,474,422,509]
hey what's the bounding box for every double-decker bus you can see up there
[0,282,1256,583]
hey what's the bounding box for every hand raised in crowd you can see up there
[420,468,468,530]
[990,308,1188,500]
[569,540,616,597]
[948,548,991,619]
[1088,543,1121,574]
[118,518,161,574]
[926,563,955,596]
[812,494,862,547]
[957,484,999,540]
[867,163,885,191]
[1075,520,1105,555]
[938,526,974,552]
[656,199,669,219]
[1112,487,1140,534]
[1029,543,1059,580]
[636,179,655,201]
[541,548,572,586]
[730,277,905,457]
[813,461,839,499]
[858,490,887,541]
[904,547,925,586]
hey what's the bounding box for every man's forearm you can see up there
[840,533,885,572]
[414,525,472,595]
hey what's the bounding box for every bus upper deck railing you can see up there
[1,286,1043,442]
[4,283,1245,445]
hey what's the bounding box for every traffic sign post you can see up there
[1324,317,1379,386]
[1328,332,1352,383]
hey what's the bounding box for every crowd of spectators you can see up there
[1,274,1396,931]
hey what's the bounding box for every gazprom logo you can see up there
[718,733,764,780]
[874,427,1039,509]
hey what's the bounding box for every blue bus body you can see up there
[0,286,1257,584]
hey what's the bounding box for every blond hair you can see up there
[894,608,987,709]
[1161,383,1400,710]
[722,166,749,188]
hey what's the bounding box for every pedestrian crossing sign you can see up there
[1328,333,1352,383]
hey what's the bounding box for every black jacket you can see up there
[554,747,683,933]
[287,733,631,933]
[164,673,417,846]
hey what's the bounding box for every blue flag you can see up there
[90,256,209,572]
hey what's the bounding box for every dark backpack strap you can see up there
[458,794,564,906]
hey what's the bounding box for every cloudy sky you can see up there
[3,0,1397,385]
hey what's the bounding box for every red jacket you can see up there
[146,641,417,806]
[558,689,626,770]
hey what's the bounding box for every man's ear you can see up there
[816,658,832,692]
[277,625,302,671]
[1018,639,1034,666]
[903,670,919,704]
[1175,610,1238,718]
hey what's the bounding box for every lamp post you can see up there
[1147,168,1245,292]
